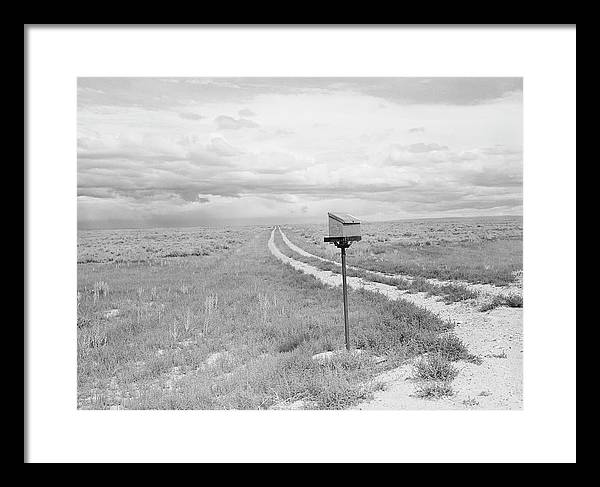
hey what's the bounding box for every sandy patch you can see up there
[312,348,387,364]
[104,308,120,319]
[203,350,233,368]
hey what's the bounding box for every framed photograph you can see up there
[25,25,576,463]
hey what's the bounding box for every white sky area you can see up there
[77,77,523,229]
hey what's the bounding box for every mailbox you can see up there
[323,212,361,351]
[327,212,361,239]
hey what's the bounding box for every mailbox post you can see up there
[324,213,361,351]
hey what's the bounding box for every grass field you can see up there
[77,226,257,264]
[78,224,478,410]
[282,216,522,286]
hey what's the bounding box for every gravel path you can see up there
[268,227,523,410]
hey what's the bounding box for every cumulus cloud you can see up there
[480,145,522,156]
[206,136,244,157]
[238,108,256,117]
[387,143,449,165]
[78,77,523,112]
[245,151,313,175]
[405,143,449,153]
[78,77,523,228]
[77,134,187,162]
[464,169,523,188]
[178,112,204,120]
[214,115,259,130]
[177,190,211,203]
[186,148,231,167]
[355,77,523,105]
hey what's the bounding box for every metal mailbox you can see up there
[327,212,361,239]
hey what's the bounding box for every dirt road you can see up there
[278,227,522,299]
[268,227,523,410]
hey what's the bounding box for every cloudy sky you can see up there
[77,77,522,229]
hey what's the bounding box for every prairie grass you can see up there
[436,284,479,304]
[77,226,257,264]
[434,334,482,364]
[78,228,472,410]
[281,216,522,286]
[403,277,478,303]
[479,293,523,312]
[413,353,459,382]
[413,382,454,399]
[504,293,524,308]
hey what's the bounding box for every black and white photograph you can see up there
[77,77,524,410]
[25,25,576,463]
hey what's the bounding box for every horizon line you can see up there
[77,213,523,232]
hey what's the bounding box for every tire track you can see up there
[268,227,523,410]
[277,226,522,299]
